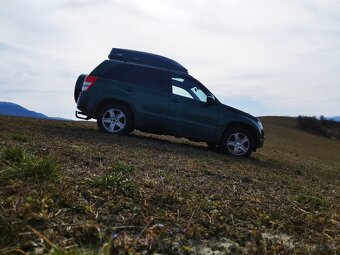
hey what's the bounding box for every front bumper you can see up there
[256,129,265,149]
[257,138,264,148]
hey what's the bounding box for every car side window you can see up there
[103,64,140,85]
[140,67,170,91]
[172,85,193,99]
[171,76,208,102]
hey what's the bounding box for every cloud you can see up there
[0,0,339,119]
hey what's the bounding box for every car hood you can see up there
[221,103,259,122]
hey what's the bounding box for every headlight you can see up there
[257,120,263,130]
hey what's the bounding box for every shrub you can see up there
[297,115,340,139]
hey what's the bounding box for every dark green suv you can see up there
[75,48,264,157]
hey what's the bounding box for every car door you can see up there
[134,66,170,132]
[167,75,220,141]
[102,64,170,132]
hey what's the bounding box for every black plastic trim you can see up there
[75,111,91,120]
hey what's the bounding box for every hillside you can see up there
[0,116,339,254]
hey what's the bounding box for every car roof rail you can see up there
[108,48,188,74]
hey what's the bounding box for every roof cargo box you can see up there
[108,48,188,74]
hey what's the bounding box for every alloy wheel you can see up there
[226,132,250,156]
[102,108,126,133]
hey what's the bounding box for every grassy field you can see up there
[0,115,339,254]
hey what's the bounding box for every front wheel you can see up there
[220,127,254,157]
[97,104,133,135]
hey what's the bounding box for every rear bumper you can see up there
[76,92,96,118]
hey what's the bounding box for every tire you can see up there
[220,127,254,157]
[97,104,133,135]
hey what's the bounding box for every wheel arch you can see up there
[95,98,135,123]
[220,121,259,147]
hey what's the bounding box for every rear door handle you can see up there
[171,98,180,104]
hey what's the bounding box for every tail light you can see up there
[82,75,98,91]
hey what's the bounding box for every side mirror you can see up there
[206,94,216,104]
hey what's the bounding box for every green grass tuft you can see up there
[0,145,59,184]
[111,159,135,173]
[11,133,29,142]
[1,145,25,164]
[87,160,134,194]
[296,194,325,209]
[17,158,59,183]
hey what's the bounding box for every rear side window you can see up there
[140,67,170,91]
[103,64,140,85]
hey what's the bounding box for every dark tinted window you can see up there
[140,67,170,91]
[103,64,140,85]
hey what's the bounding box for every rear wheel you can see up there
[220,127,254,157]
[97,104,133,135]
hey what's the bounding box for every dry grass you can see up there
[0,115,339,254]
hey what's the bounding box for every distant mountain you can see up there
[328,116,340,122]
[0,102,71,120]
[0,102,48,119]
[0,102,70,120]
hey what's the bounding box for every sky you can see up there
[0,0,339,119]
